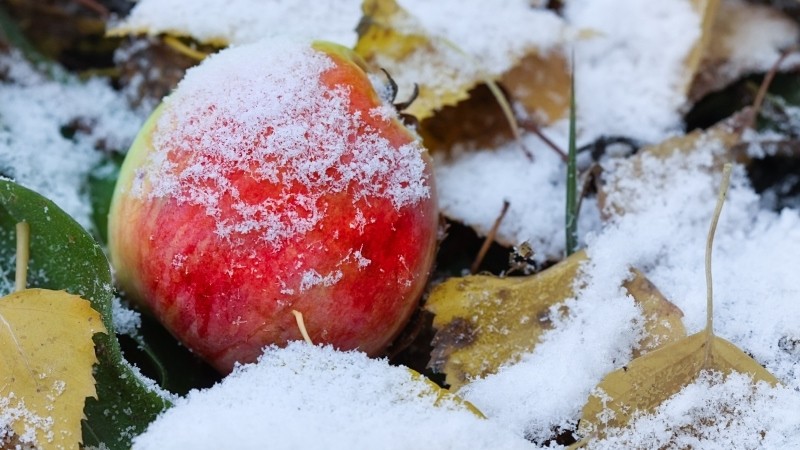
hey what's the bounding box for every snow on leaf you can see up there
[575,332,779,444]
[0,288,105,449]
[355,0,567,125]
[132,343,533,450]
[689,0,800,102]
[574,163,781,446]
[355,0,480,121]
[426,250,686,391]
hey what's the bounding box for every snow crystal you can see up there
[399,0,564,77]
[458,134,800,442]
[586,371,800,449]
[114,0,363,47]
[132,343,535,450]
[435,132,601,261]
[566,0,700,143]
[111,297,142,337]
[0,50,144,230]
[136,39,430,247]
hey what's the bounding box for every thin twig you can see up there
[745,46,800,132]
[518,118,568,162]
[15,222,29,292]
[74,0,109,18]
[163,35,209,61]
[470,201,510,274]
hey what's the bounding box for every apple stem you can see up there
[291,309,314,345]
[15,222,30,292]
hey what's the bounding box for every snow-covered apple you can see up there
[108,40,438,373]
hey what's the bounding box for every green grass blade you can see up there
[565,56,578,256]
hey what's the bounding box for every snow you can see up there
[458,135,800,444]
[132,342,535,450]
[113,0,364,47]
[4,0,800,448]
[435,134,601,261]
[0,50,145,230]
[134,39,430,248]
[399,0,564,76]
[586,371,800,449]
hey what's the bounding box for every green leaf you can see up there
[0,179,170,450]
[565,58,578,256]
[87,155,124,245]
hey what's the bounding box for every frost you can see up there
[137,40,430,249]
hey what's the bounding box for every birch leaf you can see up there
[426,250,685,391]
[0,288,104,449]
[0,180,170,450]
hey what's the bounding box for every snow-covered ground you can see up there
[3,0,800,448]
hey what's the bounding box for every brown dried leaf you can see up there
[682,0,722,93]
[500,50,571,125]
[598,113,745,218]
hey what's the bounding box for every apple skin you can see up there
[108,41,438,374]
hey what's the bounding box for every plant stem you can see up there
[15,222,29,292]
[704,163,733,363]
[565,56,578,256]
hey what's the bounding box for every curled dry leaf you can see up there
[355,0,569,128]
[0,289,105,449]
[355,0,481,121]
[426,250,686,391]
[688,0,800,103]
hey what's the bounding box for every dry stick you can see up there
[15,222,29,292]
[744,46,800,132]
[163,35,209,61]
[704,163,733,365]
[470,200,510,274]
[74,0,109,18]
[291,310,314,345]
[518,118,569,162]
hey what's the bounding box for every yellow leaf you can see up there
[408,368,485,419]
[574,164,781,447]
[355,0,479,120]
[575,332,779,442]
[426,251,686,391]
[598,113,745,218]
[682,0,722,93]
[0,288,105,449]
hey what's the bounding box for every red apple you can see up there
[108,40,438,373]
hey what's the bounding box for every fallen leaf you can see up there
[0,288,105,449]
[682,0,722,94]
[574,164,781,446]
[355,0,481,121]
[426,251,686,391]
[0,180,171,450]
[500,50,571,125]
[688,1,800,103]
[575,332,779,442]
[598,112,746,218]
